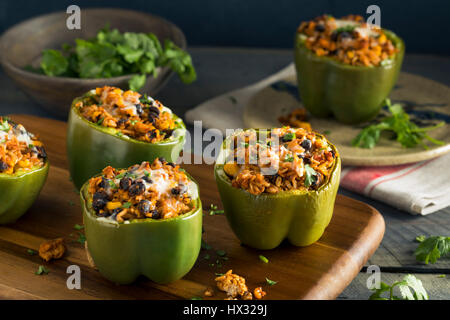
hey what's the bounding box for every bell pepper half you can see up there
[67,95,186,190]
[80,170,202,284]
[294,30,404,124]
[214,130,341,250]
[0,162,49,224]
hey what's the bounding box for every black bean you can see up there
[150,210,161,219]
[167,162,175,167]
[164,129,174,138]
[129,180,145,196]
[331,32,338,42]
[171,187,180,195]
[148,106,160,116]
[0,161,8,171]
[137,200,151,214]
[36,146,47,159]
[158,157,166,164]
[146,130,157,139]
[92,191,109,212]
[98,177,110,189]
[267,174,278,184]
[142,175,153,183]
[119,177,132,190]
[339,31,352,39]
[311,173,322,189]
[301,139,312,151]
[315,24,325,32]
[109,208,122,220]
[135,104,143,116]
[117,118,127,127]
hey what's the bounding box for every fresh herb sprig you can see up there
[369,274,428,300]
[352,99,445,149]
[414,235,450,264]
[34,26,196,91]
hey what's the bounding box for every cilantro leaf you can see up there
[74,224,84,230]
[414,235,450,264]
[129,74,146,92]
[41,49,69,76]
[369,275,428,300]
[201,239,212,250]
[216,250,227,257]
[266,277,277,286]
[304,164,317,187]
[0,119,10,132]
[76,232,86,245]
[35,265,49,275]
[352,99,445,149]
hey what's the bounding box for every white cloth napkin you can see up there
[185,64,450,215]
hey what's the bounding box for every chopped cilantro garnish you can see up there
[74,224,84,230]
[284,154,294,162]
[122,201,132,209]
[76,232,86,245]
[27,249,37,256]
[259,255,269,263]
[266,278,277,286]
[216,250,226,257]
[201,239,212,250]
[35,265,49,275]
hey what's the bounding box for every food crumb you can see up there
[215,269,251,300]
[204,287,214,297]
[38,238,65,262]
[253,287,267,299]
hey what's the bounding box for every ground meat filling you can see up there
[0,117,47,174]
[222,127,337,195]
[75,86,179,143]
[88,159,196,222]
[297,14,398,67]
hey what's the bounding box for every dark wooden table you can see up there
[0,47,449,299]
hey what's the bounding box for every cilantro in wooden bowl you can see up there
[0,8,195,118]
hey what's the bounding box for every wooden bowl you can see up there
[0,8,186,118]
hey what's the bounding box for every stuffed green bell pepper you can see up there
[81,159,202,284]
[294,15,404,124]
[67,86,186,190]
[214,127,340,250]
[0,117,49,224]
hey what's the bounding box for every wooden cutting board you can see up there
[0,114,385,300]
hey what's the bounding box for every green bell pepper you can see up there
[294,30,404,124]
[80,171,202,284]
[0,162,49,224]
[214,131,341,250]
[67,95,186,190]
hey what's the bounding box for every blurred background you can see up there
[1,0,449,54]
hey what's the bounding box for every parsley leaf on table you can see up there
[414,235,450,264]
[369,274,428,300]
[352,99,445,149]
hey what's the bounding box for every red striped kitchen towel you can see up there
[340,152,450,215]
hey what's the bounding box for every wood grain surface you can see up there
[0,114,385,300]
